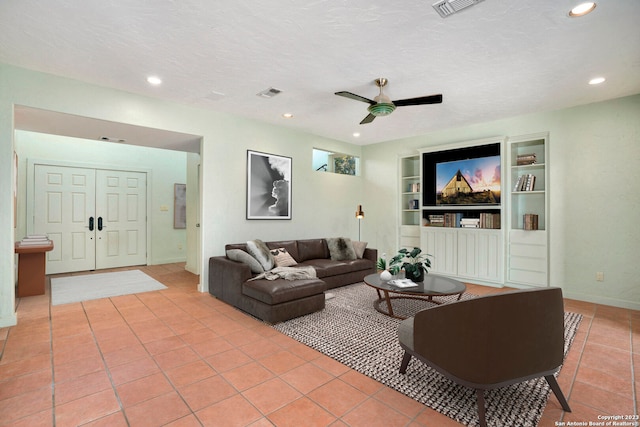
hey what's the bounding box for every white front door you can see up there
[34,165,147,274]
[95,170,147,269]
[34,165,96,274]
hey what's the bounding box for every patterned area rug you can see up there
[274,283,582,427]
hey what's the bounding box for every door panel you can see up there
[95,170,147,269]
[34,165,96,274]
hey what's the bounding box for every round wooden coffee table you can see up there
[363,273,466,319]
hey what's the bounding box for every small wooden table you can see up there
[363,273,466,319]
[14,241,54,297]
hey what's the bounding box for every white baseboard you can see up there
[150,257,187,265]
[563,291,640,311]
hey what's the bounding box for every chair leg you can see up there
[475,389,488,427]
[399,351,412,374]
[545,375,571,412]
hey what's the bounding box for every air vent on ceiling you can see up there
[205,90,226,101]
[256,87,282,98]
[432,0,485,18]
[100,136,126,143]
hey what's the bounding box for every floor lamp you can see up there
[355,204,364,241]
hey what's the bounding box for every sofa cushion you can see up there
[327,237,357,261]
[270,248,297,267]
[352,241,368,259]
[297,239,329,262]
[226,249,264,274]
[398,317,414,351]
[242,278,326,305]
[247,239,274,271]
[301,258,372,278]
[266,240,299,262]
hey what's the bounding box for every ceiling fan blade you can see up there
[393,94,443,107]
[360,114,376,125]
[335,91,376,105]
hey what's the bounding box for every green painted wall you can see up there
[362,94,640,310]
[1,62,638,327]
[0,63,363,326]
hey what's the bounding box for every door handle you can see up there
[97,217,104,231]
[89,217,94,231]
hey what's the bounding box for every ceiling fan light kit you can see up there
[368,103,396,117]
[335,77,443,125]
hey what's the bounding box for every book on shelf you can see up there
[479,213,501,229]
[460,218,480,228]
[516,153,537,165]
[514,174,536,191]
[425,214,444,226]
[523,214,539,230]
[424,213,500,229]
[408,199,420,210]
[18,235,51,246]
[407,183,420,193]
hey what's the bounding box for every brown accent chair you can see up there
[397,287,571,427]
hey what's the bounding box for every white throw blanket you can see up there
[249,266,317,281]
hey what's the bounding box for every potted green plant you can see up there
[389,247,432,282]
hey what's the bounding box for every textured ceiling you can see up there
[1,0,639,147]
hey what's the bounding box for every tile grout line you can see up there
[560,308,594,423]
[130,290,204,424]
[80,298,132,426]
[48,281,56,427]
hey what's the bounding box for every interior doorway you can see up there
[15,106,203,283]
[33,164,148,274]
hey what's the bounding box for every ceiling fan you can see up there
[335,78,443,125]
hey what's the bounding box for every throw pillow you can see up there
[352,241,368,259]
[246,239,275,271]
[326,237,357,261]
[226,249,264,274]
[270,248,297,267]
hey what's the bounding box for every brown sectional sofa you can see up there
[208,238,377,323]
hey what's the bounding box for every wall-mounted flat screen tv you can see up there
[435,155,501,205]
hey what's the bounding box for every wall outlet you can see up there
[177,244,183,250]
[596,272,604,282]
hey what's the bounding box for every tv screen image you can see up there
[435,155,501,205]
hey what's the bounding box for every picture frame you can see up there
[173,183,186,229]
[247,150,292,220]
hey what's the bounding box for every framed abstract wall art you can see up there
[247,150,292,220]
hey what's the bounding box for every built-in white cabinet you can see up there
[506,133,549,287]
[421,227,458,276]
[421,227,503,284]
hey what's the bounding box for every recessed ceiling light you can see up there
[146,76,162,85]
[353,132,361,138]
[589,77,606,85]
[569,2,596,17]
[282,113,293,119]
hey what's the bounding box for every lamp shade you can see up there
[355,204,364,219]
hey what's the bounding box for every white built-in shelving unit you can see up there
[507,133,549,287]
[398,154,421,249]
[397,135,550,287]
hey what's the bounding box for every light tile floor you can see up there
[0,263,637,426]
